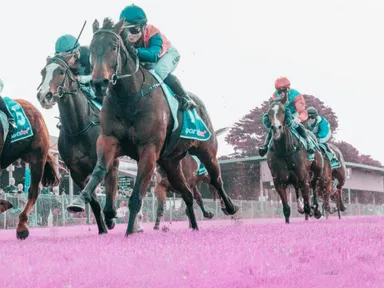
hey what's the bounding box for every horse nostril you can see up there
[89,80,94,87]
[46,92,53,100]
[278,125,282,129]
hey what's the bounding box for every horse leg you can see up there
[158,159,198,231]
[126,145,159,236]
[71,172,107,234]
[16,160,44,240]
[67,135,120,213]
[103,159,119,230]
[275,184,290,223]
[295,187,304,214]
[300,179,312,220]
[154,183,167,230]
[312,178,322,219]
[193,186,214,219]
[192,149,238,215]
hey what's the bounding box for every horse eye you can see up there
[113,46,117,51]
[60,70,65,75]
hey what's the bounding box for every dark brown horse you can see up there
[37,55,120,234]
[266,100,323,223]
[67,18,238,236]
[0,99,60,239]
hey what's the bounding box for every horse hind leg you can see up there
[193,186,214,219]
[16,158,45,240]
[190,147,239,216]
[158,159,199,230]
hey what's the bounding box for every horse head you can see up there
[268,100,287,140]
[89,18,139,97]
[37,55,78,109]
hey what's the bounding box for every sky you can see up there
[0,0,383,162]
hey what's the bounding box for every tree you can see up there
[225,95,339,157]
[331,140,383,167]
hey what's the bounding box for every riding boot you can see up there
[164,74,196,111]
[296,124,315,154]
[0,97,16,132]
[258,129,273,157]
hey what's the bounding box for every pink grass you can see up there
[0,216,383,288]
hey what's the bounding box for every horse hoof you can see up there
[105,218,115,230]
[340,205,347,212]
[16,230,29,240]
[314,210,322,219]
[98,230,108,235]
[153,225,160,230]
[297,209,305,214]
[204,212,214,219]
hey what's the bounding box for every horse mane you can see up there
[99,17,140,57]
[101,17,115,29]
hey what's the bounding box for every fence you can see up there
[1,193,384,229]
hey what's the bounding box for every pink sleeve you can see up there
[294,94,308,122]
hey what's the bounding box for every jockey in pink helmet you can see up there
[259,77,314,157]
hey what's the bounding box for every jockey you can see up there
[119,4,196,111]
[259,77,314,157]
[0,78,17,132]
[305,107,336,162]
[54,35,102,104]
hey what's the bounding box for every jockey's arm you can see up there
[293,94,308,123]
[136,34,163,63]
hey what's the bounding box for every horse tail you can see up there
[42,152,60,187]
[214,127,229,137]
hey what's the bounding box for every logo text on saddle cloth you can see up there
[185,128,208,137]
[3,97,34,143]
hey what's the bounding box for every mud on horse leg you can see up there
[67,136,120,214]
[126,145,159,236]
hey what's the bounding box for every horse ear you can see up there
[114,18,125,35]
[93,19,100,33]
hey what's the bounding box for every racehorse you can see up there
[0,99,60,239]
[266,100,323,223]
[67,18,239,236]
[37,55,120,234]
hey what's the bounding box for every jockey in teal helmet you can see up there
[305,106,338,164]
[119,4,196,111]
[54,35,100,103]
[259,77,314,157]
[0,78,17,132]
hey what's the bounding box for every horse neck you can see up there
[57,88,92,136]
[273,126,297,154]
